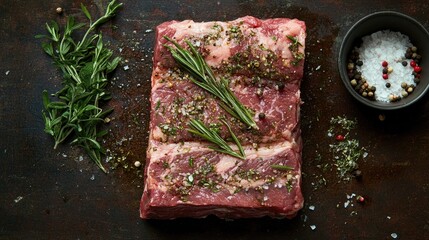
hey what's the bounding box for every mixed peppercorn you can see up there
[347,44,422,102]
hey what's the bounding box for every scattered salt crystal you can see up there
[391,233,398,239]
[363,152,368,158]
[315,65,321,71]
[344,200,350,208]
[62,153,67,158]
[145,29,153,33]
[347,193,356,199]
[387,216,391,220]
[5,70,10,75]
[137,83,141,87]
[118,48,123,53]
[310,225,316,230]
[123,65,129,71]
[78,156,84,162]
[309,205,315,211]
[188,174,194,183]
[90,174,95,180]
[14,196,23,203]
[263,196,268,201]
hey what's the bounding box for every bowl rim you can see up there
[338,10,429,110]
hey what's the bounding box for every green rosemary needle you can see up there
[38,0,122,173]
[164,36,258,130]
[271,164,294,171]
[188,119,246,160]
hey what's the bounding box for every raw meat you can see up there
[141,16,306,219]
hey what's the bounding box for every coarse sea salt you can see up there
[356,30,415,102]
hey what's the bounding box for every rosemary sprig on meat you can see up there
[188,119,246,160]
[37,0,122,173]
[164,36,258,130]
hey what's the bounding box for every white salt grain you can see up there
[344,200,350,208]
[356,30,414,102]
[391,233,398,239]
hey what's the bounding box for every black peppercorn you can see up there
[354,74,362,80]
[402,61,408,66]
[405,52,412,59]
[385,82,391,88]
[258,113,266,119]
[414,78,420,84]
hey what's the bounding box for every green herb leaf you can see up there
[42,90,50,109]
[80,3,92,21]
[271,164,294,171]
[287,35,304,65]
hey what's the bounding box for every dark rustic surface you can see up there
[1,0,429,239]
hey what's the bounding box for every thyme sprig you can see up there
[188,119,246,160]
[38,0,122,173]
[164,36,258,130]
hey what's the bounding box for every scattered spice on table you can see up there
[328,116,366,181]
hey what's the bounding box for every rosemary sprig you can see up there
[38,0,122,173]
[188,119,246,160]
[164,36,258,130]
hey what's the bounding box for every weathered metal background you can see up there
[1,0,429,239]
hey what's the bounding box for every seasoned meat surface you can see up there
[141,16,306,219]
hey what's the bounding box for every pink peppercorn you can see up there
[382,61,388,67]
[414,66,422,73]
[357,195,365,203]
[335,134,345,141]
[382,74,389,80]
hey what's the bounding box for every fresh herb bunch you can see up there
[188,119,246,160]
[37,0,122,173]
[164,36,258,130]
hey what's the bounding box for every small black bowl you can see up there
[338,11,429,110]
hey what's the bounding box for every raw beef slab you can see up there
[141,16,306,219]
